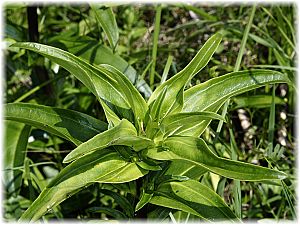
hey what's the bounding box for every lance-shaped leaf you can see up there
[63,119,137,163]
[19,149,147,222]
[11,42,148,122]
[183,69,291,113]
[135,190,154,212]
[159,112,225,137]
[145,86,168,139]
[110,136,155,152]
[51,36,152,98]
[145,136,286,181]
[148,33,222,120]
[100,189,134,217]
[148,86,168,122]
[165,160,208,181]
[4,103,107,146]
[150,180,237,221]
[101,64,148,127]
[182,70,291,137]
[91,5,119,49]
[4,121,31,196]
[99,98,121,127]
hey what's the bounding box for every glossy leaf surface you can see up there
[145,136,287,181]
[150,180,237,221]
[52,36,152,97]
[165,160,208,180]
[91,6,119,49]
[63,119,136,163]
[4,103,107,145]
[135,190,153,212]
[160,112,225,137]
[11,42,147,122]
[148,33,222,120]
[183,69,290,113]
[19,149,147,221]
[4,121,31,196]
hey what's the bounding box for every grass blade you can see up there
[150,4,162,89]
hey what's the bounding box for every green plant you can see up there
[5,31,291,222]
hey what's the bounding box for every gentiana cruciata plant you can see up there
[5,33,291,221]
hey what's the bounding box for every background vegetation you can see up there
[3,3,296,222]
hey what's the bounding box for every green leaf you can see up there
[183,69,290,113]
[99,98,121,126]
[100,189,134,217]
[148,33,222,120]
[182,70,290,137]
[148,86,168,122]
[4,121,31,196]
[87,206,127,219]
[51,36,152,98]
[145,136,287,181]
[63,119,137,163]
[4,103,107,146]
[147,206,171,221]
[91,6,119,49]
[19,149,147,221]
[232,95,285,109]
[101,64,148,126]
[145,86,168,139]
[11,42,148,122]
[165,160,208,180]
[135,190,153,212]
[136,161,161,171]
[160,112,225,137]
[150,180,237,221]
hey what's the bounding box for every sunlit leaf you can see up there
[148,33,222,120]
[63,119,136,163]
[150,180,237,221]
[4,103,107,145]
[91,5,119,49]
[145,136,287,181]
[11,42,148,122]
[4,121,31,196]
[19,149,147,221]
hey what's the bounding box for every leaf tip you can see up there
[62,155,72,164]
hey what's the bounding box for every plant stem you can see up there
[149,4,162,89]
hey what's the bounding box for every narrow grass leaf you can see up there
[150,4,162,88]
[161,55,173,84]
